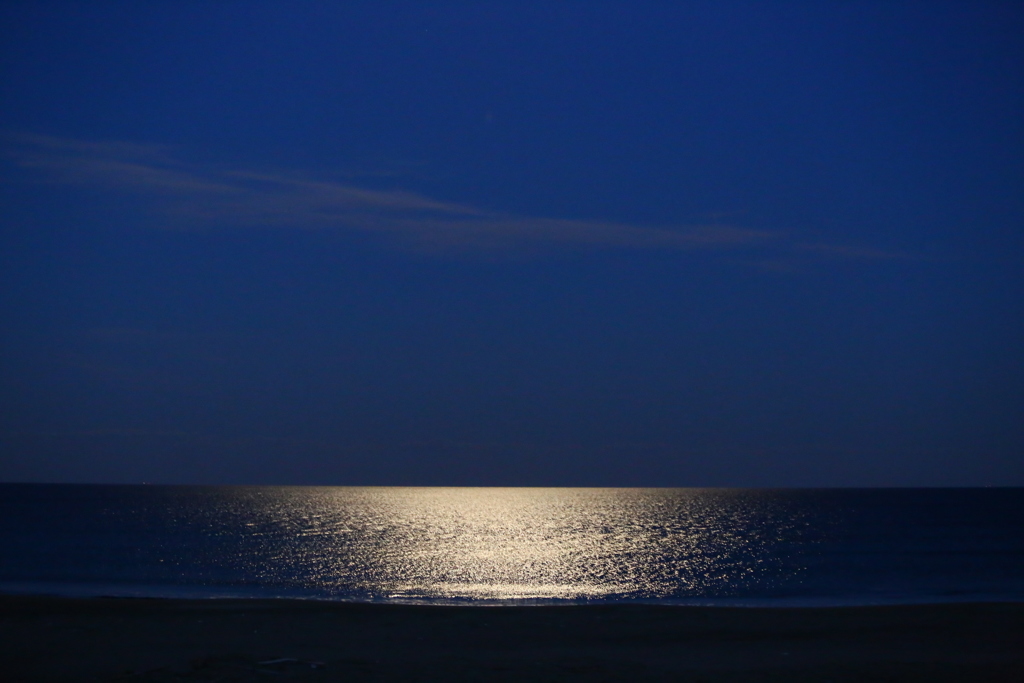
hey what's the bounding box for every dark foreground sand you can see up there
[1,596,1021,682]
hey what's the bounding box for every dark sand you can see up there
[1,596,1021,682]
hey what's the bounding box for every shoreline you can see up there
[5,581,1023,608]
[3,595,1022,681]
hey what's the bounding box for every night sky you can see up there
[1,2,1021,486]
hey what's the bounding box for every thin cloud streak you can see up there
[5,133,906,261]
[6,133,775,252]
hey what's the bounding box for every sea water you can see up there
[0,485,1021,605]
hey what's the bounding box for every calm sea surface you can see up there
[1,485,1021,606]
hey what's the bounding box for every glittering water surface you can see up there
[1,486,1022,604]
[228,487,804,600]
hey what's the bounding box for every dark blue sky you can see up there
[1,2,1021,486]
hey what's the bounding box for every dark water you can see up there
[1,485,1021,605]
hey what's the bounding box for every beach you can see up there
[1,596,1021,681]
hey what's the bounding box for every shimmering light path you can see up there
[243,487,803,601]
[2,486,1022,604]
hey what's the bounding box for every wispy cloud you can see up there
[5,133,776,252]
[5,133,912,262]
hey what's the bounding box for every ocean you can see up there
[0,485,1021,606]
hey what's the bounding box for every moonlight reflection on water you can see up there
[2,486,1021,604]
[214,487,805,601]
